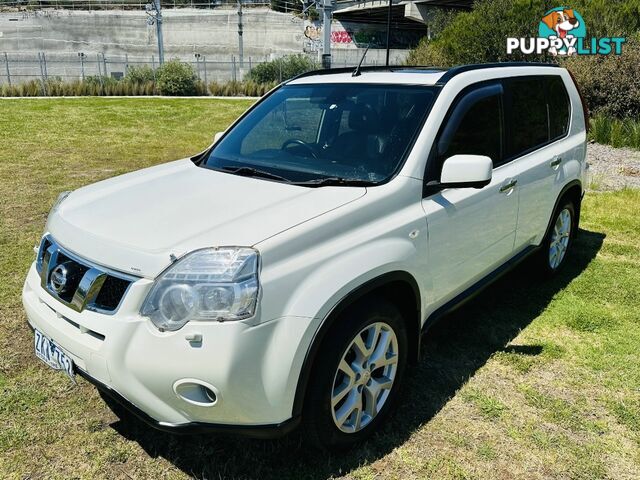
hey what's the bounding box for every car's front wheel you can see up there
[304,299,408,450]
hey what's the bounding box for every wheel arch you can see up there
[291,271,421,418]
[546,180,583,241]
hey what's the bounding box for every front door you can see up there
[421,82,519,306]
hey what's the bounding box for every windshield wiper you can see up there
[292,177,374,187]
[218,166,290,182]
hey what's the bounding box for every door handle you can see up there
[499,179,518,192]
[550,157,562,168]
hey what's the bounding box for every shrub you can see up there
[126,65,155,84]
[564,40,640,119]
[589,114,640,150]
[247,54,316,84]
[1,74,268,99]
[406,0,640,120]
[155,59,199,96]
[270,0,301,14]
[10,80,43,97]
[209,80,277,97]
[406,0,548,66]
[194,80,209,96]
[306,6,320,21]
[407,0,640,67]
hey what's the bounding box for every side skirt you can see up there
[422,245,537,333]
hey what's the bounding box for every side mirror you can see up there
[213,131,224,143]
[438,155,493,189]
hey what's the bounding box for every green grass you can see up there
[1,98,639,479]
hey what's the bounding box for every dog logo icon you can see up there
[508,7,624,57]
[539,8,586,56]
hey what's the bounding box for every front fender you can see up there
[277,237,424,419]
[283,237,422,321]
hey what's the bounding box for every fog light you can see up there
[173,379,219,407]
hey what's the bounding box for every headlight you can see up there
[140,247,259,331]
[46,191,72,227]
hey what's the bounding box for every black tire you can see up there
[538,200,576,276]
[303,298,408,451]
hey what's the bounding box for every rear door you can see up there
[421,82,520,304]
[502,75,573,248]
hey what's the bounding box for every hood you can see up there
[48,159,366,278]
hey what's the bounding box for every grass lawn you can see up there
[1,98,639,479]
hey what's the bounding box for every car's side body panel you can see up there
[256,175,429,323]
[421,159,520,310]
[512,70,587,248]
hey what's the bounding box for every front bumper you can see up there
[22,263,314,434]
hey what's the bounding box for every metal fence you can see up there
[0,52,259,85]
[0,51,392,86]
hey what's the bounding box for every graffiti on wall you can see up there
[303,21,425,50]
[304,25,322,42]
[331,30,353,44]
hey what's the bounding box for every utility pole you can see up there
[78,52,85,81]
[237,0,244,68]
[146,0,165,65]
[321,0,333,69]
[3,52,11,86]
[194,52,201,79]
[385,0,393,66]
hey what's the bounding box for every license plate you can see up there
[34,329,75,382]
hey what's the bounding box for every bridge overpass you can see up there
[333,0,471,36]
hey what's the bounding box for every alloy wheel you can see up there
[330,322,399,433]
[549,207,572,269]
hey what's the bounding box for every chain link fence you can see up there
[0,51,262,85]
[0,50,394,87]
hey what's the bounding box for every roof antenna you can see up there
[352,45,370,77]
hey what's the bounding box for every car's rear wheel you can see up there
[540,200,576,275]
[304,299,408,450]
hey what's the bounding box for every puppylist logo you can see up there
[507,7,626,56]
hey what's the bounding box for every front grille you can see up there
[94,276,131,311]
[36,235,138,314]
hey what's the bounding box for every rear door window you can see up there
[503,75,571,160]
[504,77,548,158]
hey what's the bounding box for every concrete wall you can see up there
[0,8,305,61]
[0,8,409,83]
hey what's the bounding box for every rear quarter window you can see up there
[547,76,571,140]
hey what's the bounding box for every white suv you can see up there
[23,63,588,449]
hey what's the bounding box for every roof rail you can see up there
[285,62,559,85]
[435,62,560,85]
[286,65,447,83]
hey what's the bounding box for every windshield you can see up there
[203,84,437,186]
